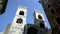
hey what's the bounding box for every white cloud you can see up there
[0,32,2,34]
[0,32,3,34]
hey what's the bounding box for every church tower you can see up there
[33,10,47,34]
[8,6,27,34]
[33,10,47,28]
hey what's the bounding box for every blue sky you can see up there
[0,0,51,32]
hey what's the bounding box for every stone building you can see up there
[39,0,60,34]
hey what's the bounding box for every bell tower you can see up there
[8,6,27,34]
[33,10,47,34]
[33,10,47,28]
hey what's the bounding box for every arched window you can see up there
[38,15,42,19]
[27,27,38,34]
[16,18,23,24]
[50,8,55,15]
[55,16,60,25]
[40,23,45,28]
[19,11,24,15]
[57,0,60,6]
[47,3,51,9]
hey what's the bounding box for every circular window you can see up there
[19,11,24,15]
[38,15,42,19]
[16,18,23,24]
[27,27,38,34]
[40,23,45,28]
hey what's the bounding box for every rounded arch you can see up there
[16,18,23,24]
[55,16,60,25]
[40,23,45,28]
[19,11,24,15]
[27,27,38,34]
[38,15,42,19]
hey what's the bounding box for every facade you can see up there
[0,0,8,15]
[39,0,60,34]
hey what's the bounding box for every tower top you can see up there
[18,5,27,10]
[34,10,43,14]
[16,5,27,17]
[33,10,45,21]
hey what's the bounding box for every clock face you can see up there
[0,0,8,15]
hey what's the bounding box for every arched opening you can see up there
[50,8,55,15]
[27,27,38,34]
[40,23,45,28]
[48,4,51,8]
[55,16,60,25]
[38,15,42,19]
[58,0,60,5]
[16,18,23,24]
[19,11,24,15]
